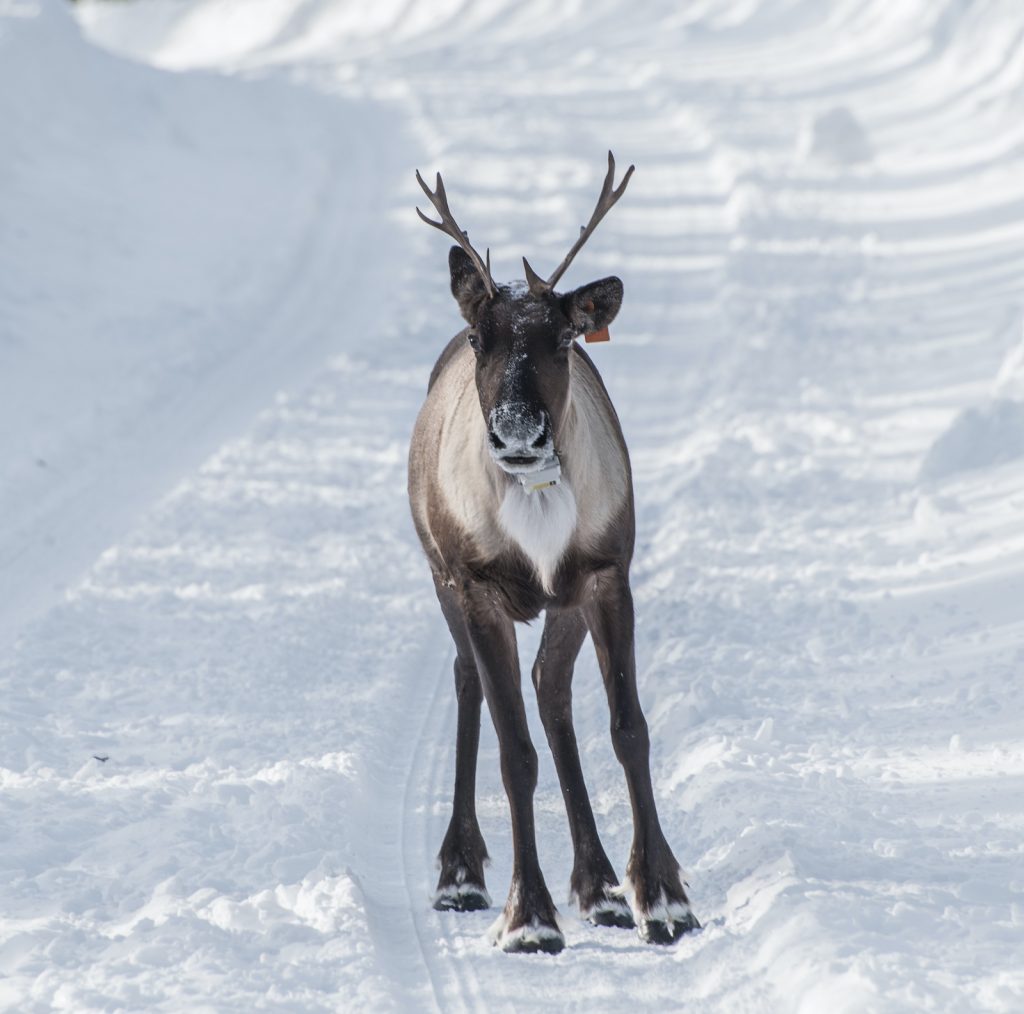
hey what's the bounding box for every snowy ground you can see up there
[2,0,1024,1010]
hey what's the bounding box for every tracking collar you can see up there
[515,455,562,494]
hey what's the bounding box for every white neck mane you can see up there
[498,478,577,594]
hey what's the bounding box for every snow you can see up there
[0,0,395,650]
[2,0,1024,1010]
[797,107,873,167]
[921,399,1024,480]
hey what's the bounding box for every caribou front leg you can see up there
[432,581,490,912]
[584,567,700,944]
[462,584,564,954]
[532,608,633,929]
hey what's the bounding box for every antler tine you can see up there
[415,169,496,299]
[522,256,547,295]
[545,150,635,290]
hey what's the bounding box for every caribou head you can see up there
[416,152,634,481]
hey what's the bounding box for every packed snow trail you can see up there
[2,0,1024,1009]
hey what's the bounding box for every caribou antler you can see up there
[415,170,496,300]
[523,151,635,294]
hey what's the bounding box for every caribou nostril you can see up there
[531,424,549,449]
[489,431,507,451]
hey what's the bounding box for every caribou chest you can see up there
[497,478,577,594]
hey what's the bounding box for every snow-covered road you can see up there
[2,0,1023,1009]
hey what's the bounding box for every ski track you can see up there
[351,632,446,1013]
[3,0,1024,1010]
[401,644,475,1014]
[399,644,450,1014]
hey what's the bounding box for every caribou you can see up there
[408,153,699,954]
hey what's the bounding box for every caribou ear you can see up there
[449,246,491,325]
[563,276,623,334]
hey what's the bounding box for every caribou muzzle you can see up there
[487,403,553,473]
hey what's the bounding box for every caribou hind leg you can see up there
[531,608,634,929]
[461,585,564,954]
[584,568,700,944]
[432,580,491,912]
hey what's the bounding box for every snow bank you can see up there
[921,316,1024,479]
[920,399,1024,479]
[0,0,392,647]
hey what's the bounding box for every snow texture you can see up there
[797,107,873,166]
[3,0,1024,1010]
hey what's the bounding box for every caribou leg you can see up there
[432,580,490,912]
[531,608,634,929]
[583,567,700,944]
[462,585,564,954]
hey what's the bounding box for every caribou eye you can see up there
[558,329,577,348]
[467,330,480,349]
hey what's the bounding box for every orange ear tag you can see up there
[584,327,611,343]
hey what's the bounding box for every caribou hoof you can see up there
[636,897,700,945]
[580,891,635,929]
[489,913,565,954]
[618,872,700,944]
[433,880,491,913]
